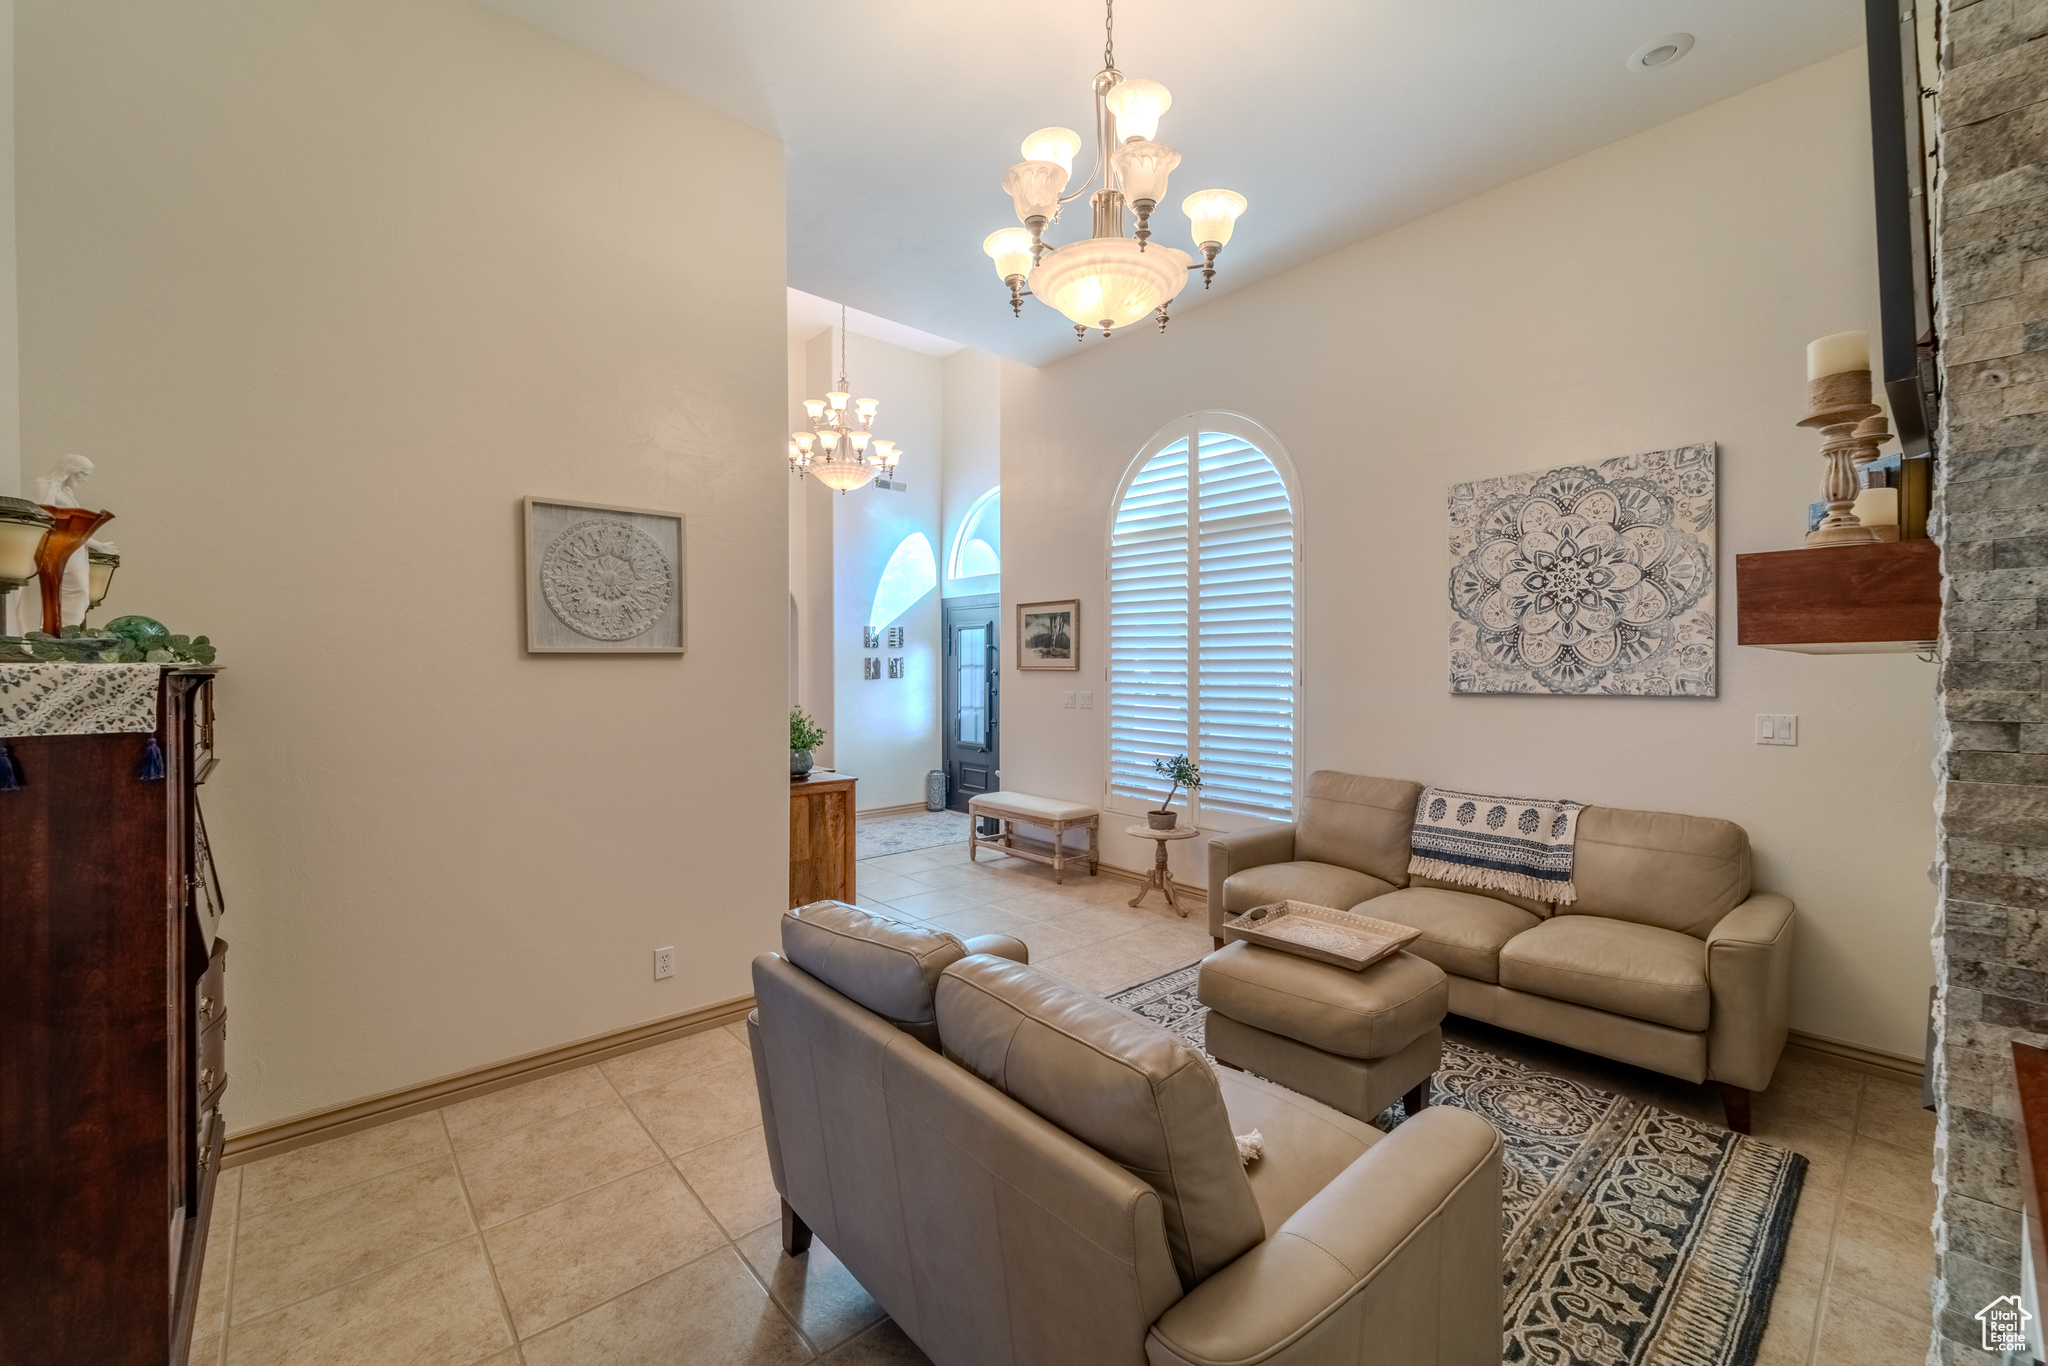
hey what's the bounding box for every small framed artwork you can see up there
[887,626,905,649]
[1017,599,1079,671]
[888,656,905,679]
[525,498,685,653]
[863,657,881,680]
[863,626,881,649]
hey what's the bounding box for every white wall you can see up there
[18,0,789,1130]
[1000,49,1937,1059]
[942,348,1001,600]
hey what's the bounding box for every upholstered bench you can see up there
[966,792,1100,883]
[1199,941,1448,1122]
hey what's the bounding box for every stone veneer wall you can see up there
[1932,3,2048,1361]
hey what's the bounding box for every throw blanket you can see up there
[1408,787,1583,906]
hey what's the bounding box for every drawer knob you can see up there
[199,1066,217,1089]
[198,1144,211,1172]
[198,995,215,1018]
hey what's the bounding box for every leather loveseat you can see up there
[1207,772,1794,1132]
[749,900,1503,1366]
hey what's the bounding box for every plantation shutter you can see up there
[1108,440,1191,804]
[1109,425,1297,823]
[1195,433,1296,819]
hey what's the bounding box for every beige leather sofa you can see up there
[1208,772,1794,1132]
[750,900,1503,1366]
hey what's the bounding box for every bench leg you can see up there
[1403,1078,1431,1115]
[1718,1083,1752,1135]
[781,1198,812,1257]
[967,811,978,862]
[1052,820,1066,884]
[1089,819,1099,875]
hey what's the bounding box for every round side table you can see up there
[1125,823,1201,916]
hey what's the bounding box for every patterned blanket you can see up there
[1408,786,1583,905]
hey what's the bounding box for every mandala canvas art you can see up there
[523,498,686,653]
[1448,444,1716,696]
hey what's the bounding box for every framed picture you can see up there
[1017,599,1079,671]
[524,497,686,653]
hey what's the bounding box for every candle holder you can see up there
[33,506,114,633]
[1797,369,1880,546]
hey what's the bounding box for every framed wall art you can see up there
[1017,599,1079,671]
[1447,443,1716,696]
[524,497,686,654]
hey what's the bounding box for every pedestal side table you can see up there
[1125,823,1201,916]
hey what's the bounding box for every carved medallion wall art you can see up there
[524,498,685,653]
[1447,444,1716,696]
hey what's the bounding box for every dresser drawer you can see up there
[198,1018,226,1107]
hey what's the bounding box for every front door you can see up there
[942,595,999,812]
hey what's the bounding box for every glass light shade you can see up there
[851,432,871,453]
[793,432,816,453]
[1029,238,1192,331]
[1001,160,1067,224]
[871,439,896,460]
[819,429,842,451]
[984,227,1034,283]
[883,446,902,469]
[0,497,52,587]
[826,390,850,411]
[1182,188,1247,247]
[855,397,879,420]
[813,458,877,492]
[1105,79,1172,142]
[1112,139,1181,205]
[1020,127,1082,179]
[803,398,825,420]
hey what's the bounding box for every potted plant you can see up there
[791,708,826,778]
[1149,754,1201,830]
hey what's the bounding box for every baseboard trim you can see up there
[1784,1029,1923,1085]
[858,802,932,819]
[221,994,756,1168]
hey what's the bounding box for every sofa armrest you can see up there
[962,933,1028,964]
[1705,893,1796,1092]
[1207,824,1297,937]
[1145,1108,1500,1366]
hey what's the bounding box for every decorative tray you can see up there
[1221,900,1423,971]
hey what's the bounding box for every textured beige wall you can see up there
[1001,49,1939,1058]
[17,0,789,1130]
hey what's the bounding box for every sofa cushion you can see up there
[1212,1066,1381,1238]
[1294,771,1423,887]
[781,901,967,1048]
[1498,916,1709,1031]
[1361,886,1542,984]
[1198,941,1447,1060]
[1565,806,1752,938]
[1222,861,1397,918]
[934,954,1264,1290]
[1407,873,1552,918]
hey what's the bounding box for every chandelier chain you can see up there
[1103,0,1114,72]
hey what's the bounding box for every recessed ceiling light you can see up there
[1627,33,1695,72]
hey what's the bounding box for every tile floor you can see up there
[196,841,1935,1366]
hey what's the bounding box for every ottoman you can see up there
[1198,941,1448,1122]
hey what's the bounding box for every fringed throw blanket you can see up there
[1408,786,1583,905]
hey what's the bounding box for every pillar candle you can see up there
[1807,330,1870,381]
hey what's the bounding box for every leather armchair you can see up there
[1207,823,1297,938]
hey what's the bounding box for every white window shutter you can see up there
[1108,441,1190,805]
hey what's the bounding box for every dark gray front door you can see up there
[943,595,1000,812]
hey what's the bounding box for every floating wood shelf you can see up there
[1735,540,1941,653]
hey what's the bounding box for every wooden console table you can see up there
[790,771,856,908]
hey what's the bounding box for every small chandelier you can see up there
[789,306,900,493]
[982,0,1246,341]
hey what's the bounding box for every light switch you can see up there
[1755,714,1797,746]
[1079,691,1094,709]
[1062,691,1076,709]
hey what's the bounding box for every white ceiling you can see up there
[787,287,963,358]
[485,0,1865,366]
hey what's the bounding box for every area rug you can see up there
[857,809,970,860]
[1109,963,1805,1366]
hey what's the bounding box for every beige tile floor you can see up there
[197,840,1934,1366]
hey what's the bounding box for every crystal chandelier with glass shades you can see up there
[982,0,1246,341]
[788,306,901,493]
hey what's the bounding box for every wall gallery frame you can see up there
[1017,599,1080,671]
[523,497,686,654]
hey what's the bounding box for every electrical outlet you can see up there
[1079,691,1094,709]
[1062,691,1076,709]
[1755,714,1798,746]
[654,946,675,980]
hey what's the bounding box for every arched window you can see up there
[1108,416,1299,825]
[949,487,1000,579]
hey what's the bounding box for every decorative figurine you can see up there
[29,454,114,630]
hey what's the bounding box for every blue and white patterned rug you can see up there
[1110,963,1805,1366]
[857,810,971,861]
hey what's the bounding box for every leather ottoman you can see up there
[1198,941,1448,1121]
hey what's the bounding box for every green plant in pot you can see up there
[791,708,826,778]
[1149,754,1201,830]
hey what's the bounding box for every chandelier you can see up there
[788,306,900,493]
[981,0,1246,341]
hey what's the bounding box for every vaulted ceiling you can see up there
[484,0,1865,365]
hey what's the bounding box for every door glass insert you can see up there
[957,624,989,745]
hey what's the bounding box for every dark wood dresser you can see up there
[790,770,856,907]
[0,667,227,1366]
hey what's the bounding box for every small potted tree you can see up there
[791,708,826,778]
[1149,754,1201,830]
